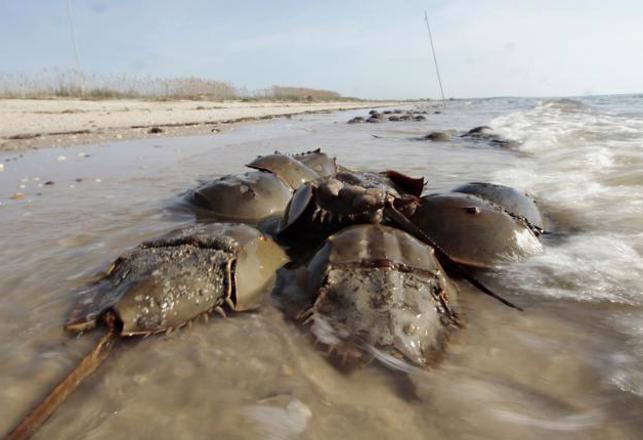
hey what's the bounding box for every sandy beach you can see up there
[0,98,401,152]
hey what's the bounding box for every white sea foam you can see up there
[491,408,603,432]
[608,314,643,397]
[242,399,312,440]
[486,99,643,308]
[496,232,643,304]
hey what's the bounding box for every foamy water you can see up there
[487,97,643,409]
[489,98,643,301]
[1,96,642,439]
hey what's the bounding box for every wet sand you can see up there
[0,98,402,152]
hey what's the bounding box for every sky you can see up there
[1,0,642,99]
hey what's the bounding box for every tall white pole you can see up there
[424,10,446,102]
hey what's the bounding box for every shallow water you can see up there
[1,97,642,439]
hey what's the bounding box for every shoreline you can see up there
[0,98,405,152]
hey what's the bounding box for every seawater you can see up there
[1,95,642,439]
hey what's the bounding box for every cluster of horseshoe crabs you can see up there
[5,149,545,440]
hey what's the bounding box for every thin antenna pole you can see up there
[66,0,83,94]
[424,10,446,102]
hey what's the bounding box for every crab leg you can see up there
[4,315,119,440]
[384,204,524,312]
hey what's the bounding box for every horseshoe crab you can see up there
[246,152,320,190]
[6,223,288,440]
[278,170,424,239]
[184,150,336,225]
[409,192,542,269]
[278,170,520,311]
[290,148,338,177]
[452,182,544,234]
[423,131,451,142]
[460,126,520,148]
[186,171,293,225]
[5,149,544,440]
[300,224,460,367]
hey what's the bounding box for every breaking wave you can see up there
[488,97,643,304]
[487,96,643,399]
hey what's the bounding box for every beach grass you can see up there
[0,69,358,102]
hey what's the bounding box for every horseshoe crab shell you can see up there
[409,192,542,269]
[186,171,293,224]
[247,153,320,190]
[278,172,391,238]
[291,149,338,177]
[65,223,289,336]
[278,171,422,238]
[304,224,459,367]
[452,182,544,233]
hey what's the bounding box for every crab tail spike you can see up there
[384,204,524,312]
[5,315,119,440]
[459,268,523,311]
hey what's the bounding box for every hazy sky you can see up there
[1,0,642,99]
